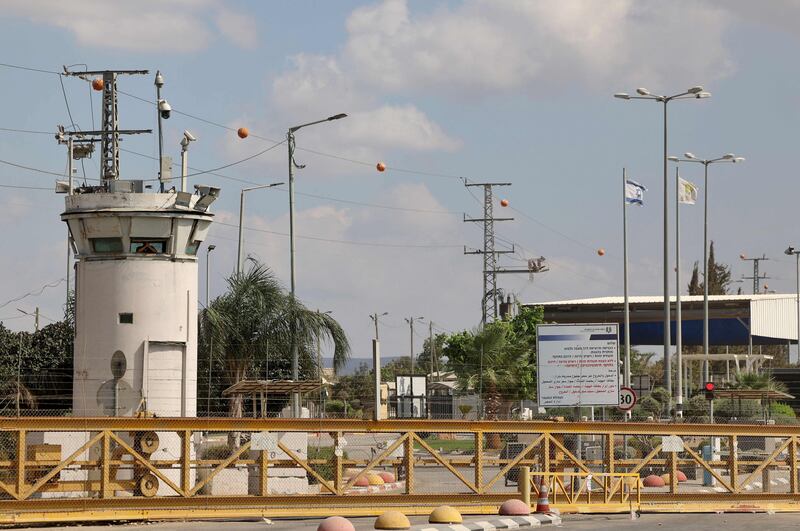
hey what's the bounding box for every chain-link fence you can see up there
[2,417,800,524]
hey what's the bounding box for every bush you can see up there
[770,402,796,422]
[307,446,347,484]
[325,400,346,413]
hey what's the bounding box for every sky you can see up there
[1,0,800,363]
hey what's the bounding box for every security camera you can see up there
[158,99,171,119]
[183,130,196,142]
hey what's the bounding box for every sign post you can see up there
[536,323,621,408]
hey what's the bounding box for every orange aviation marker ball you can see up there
[237,127,249,139]
[376,162,386,172]
[597,248,606,256]
[500,199,509,207]
[91,78,104,91]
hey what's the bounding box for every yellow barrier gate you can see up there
[1,417,800,523]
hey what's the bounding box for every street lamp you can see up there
[670,153,743,384]
[370,312,389,341]
[786,246,800,364]
[205,243,216,416]
[205,244,216,308]
[404,316,425,372]
[287,113,348,417]
[615,86,710,399]
[237,182,284,273]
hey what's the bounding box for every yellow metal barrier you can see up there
[1,418,800,523]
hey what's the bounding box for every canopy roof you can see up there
[527,294,797,346]
[222,379,325,397]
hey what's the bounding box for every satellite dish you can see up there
[96,379,139,416]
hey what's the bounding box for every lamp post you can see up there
[237,182,284,273]
[614,86,710,399]
[370,312,389,342]
[205,244,215,308]
[786,247,800,364]
[287,113,347,417]
[404,316,425,372]
[205,244,215,416]
[670,153,743,384]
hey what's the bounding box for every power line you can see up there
[0,278,65,311]
[213,221,461,249]
[0,183,53,190]
[0,62,60,75]
[0,127,52,135]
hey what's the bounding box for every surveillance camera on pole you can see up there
[180,130,197,193]
[158,99,172,119]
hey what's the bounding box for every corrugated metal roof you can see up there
[529,294,795,306]
[526,293,798,341]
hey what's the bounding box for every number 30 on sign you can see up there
[618,387,637,411]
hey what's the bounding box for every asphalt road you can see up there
[21,513,800,531]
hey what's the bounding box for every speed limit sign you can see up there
[618,387,637,411]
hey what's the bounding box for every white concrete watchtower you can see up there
[59,68,217,418]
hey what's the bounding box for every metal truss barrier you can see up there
[1,418,800,523]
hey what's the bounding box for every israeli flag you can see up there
[625,180,646,205]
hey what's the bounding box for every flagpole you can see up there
[623,168,631,391]
[675,166,683,418]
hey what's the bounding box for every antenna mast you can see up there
[62,68,150,185]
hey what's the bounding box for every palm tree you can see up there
[731,371,788,393]
[200,261,350,417]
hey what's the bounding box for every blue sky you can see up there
[1,0,800,361]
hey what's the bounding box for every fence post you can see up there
[791,436,798,494]
[729,435,738,493]
[519,466,531,506]
[404,432,414,494]
[333,432,343,495]
[474,431,483,494]
[16,429,25,498]
[101,431,111,498]
[181,430,191,496]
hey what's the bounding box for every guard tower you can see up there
[59,69,218,418]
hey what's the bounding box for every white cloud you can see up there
[343,0,734,96]
[2,0,256,52]
[215,7,259,50]
[270,54,459,158]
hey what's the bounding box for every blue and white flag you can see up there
[625,180,646,205]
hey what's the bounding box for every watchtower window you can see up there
[91,237,124,253]
[130,240,166,254]
[185,240,201,255]
[118,313,133,324]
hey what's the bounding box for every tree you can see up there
[415,333,448,377]
[687,242,731,296]
[688,262,701,296]
[705,241,731,295]
[200,262,350,417]
[444,306,542,421]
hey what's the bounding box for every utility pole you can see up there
[740,254,769,294]
[429,321,435,380]
[405,316,424,372]
[370,312,388,341]
[463,182,513,325]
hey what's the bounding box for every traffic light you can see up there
[704,381,715,400]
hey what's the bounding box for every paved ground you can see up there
[19,513,800,531]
